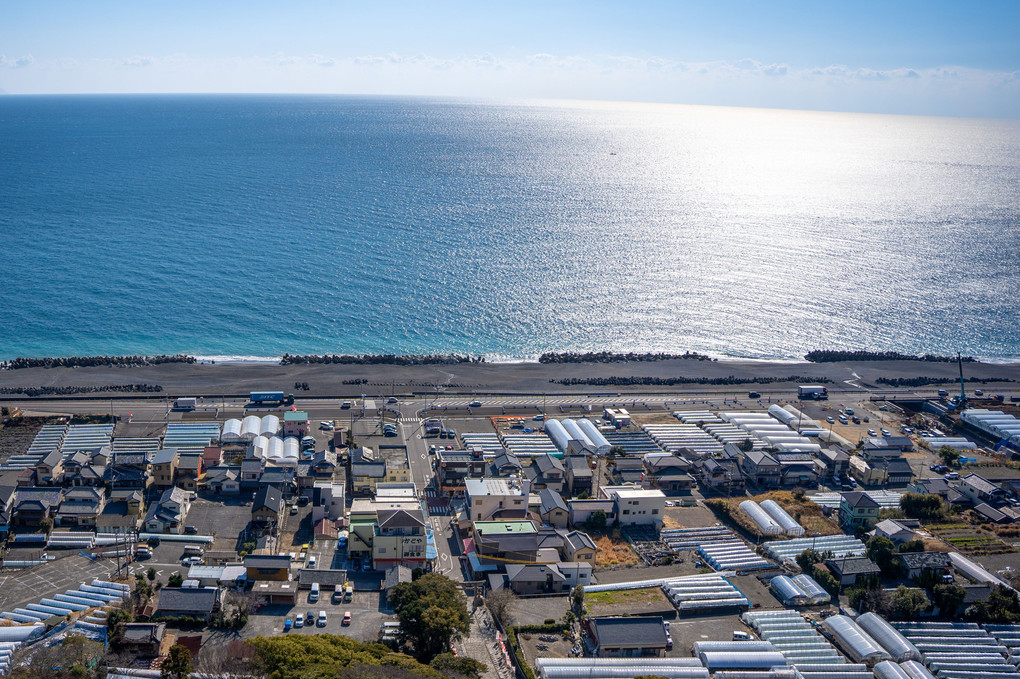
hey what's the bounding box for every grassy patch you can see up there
[586,587,662,606]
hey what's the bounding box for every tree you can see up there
[811,567,840,597]
[866,536,897,577]
[889,586,930,619]
[897,540,925,553]
[147,566,157,581]
[847,583,889,615]
[967,585,1020,623]
[484,588,517,629]
[572,585,585,615]
[608,445,625,457]
[900,493,948,522]
[167,572,184,587]
[584,510,608,532]
[796,549,823,574]
[429,654,487,679]
[389,573,471,662]
[739,438,754,453]
[932,583,966,617]
[162,644,193,679]
[938,445,961,467]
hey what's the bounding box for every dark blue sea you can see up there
[1,95,1019,362]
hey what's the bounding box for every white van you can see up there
[309,582,320,602]
[183,545,204,557]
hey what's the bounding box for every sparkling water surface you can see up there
[1,95,1018,361]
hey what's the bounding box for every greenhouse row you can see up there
[662,574,750,615]
[697,537,771,571]
[743,609,853,670]
[893,621,1020,678]
[762,534,867,563]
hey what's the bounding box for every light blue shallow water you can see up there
[1,95,1018,361]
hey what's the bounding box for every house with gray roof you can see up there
[587,616,669,657]
[143,486,191,534]
[538,488,569,528]
[154,587,221,620]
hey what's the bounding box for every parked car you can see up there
[533,414,546,421]
[135,547,151,559]
[284,618,293,632]
[290,504,299,515]
[295,613,304,628]
[343,611,352,626]
[826,416,835,424]
[881,428,891,436]
[945,472,960,481]
[852,416,861,424]
[184,525,198,535]
[974,389,984,396]
[318,611,327,627]
[319,421,334,431]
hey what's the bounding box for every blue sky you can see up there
[2,1,1018,117]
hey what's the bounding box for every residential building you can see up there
[176,453,203,491]
[437,448,487,496]
[825,557,882,587]
[564,455,593,497]
[817,448,851,479]
[897,551,951,580]
[643,453,695,494]
[119,623,172,658]
[537,488,569,528]
[12,487,63,527]
[373,507,428,570]
[202,467,240,494]
[609,457,646,485]
[244,554,292,581]
[154,587,221,621]
[143,486,191,534]
[692,457,745,495]
[776,453,819,487]
[351,461,386,497]
[561,530,597,563]
[740,450,782,488]
[525,456,565,493]
[151,449,178,488]
[587,616,669,657]
[472,520,539,565]
[252,486,284,528]
[568,498,617,529]
[557,561,593,588]
[838,491,880,529]
[872,519,917,545]
[379,446,410,485]
[465,477,530,521]
[958,473,1007,505]
[239,458,264,488]
[283,411,309,437]
[98,489,144,531]
[55,487,105,527]
[61,450,107,487]
[490,452,522,477]
[600,486,666,528]
[34,449,64,485]
[503,563,567,594]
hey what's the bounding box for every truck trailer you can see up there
[249,391,295,406]
[798,385,828,400]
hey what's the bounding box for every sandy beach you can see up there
[1,357,1018,399]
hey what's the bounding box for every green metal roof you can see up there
[473,521,536,535]
[284,411,308,422]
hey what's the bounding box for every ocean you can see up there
[1,95,1018,362]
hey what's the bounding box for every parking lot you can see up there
[0,553,117,613]
[232,589,396,644]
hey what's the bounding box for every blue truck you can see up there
[249,391,294,406]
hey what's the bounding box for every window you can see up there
[622,509,630,515]
[651,509,658,514]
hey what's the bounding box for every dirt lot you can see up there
[593,534,639,568]
[664,502,728,529]
[0,415,46,463]
[517,626,573,668]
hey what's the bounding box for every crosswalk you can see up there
[398,417,421,424]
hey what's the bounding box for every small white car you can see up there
[319,421,334,431]
[295,613,304,628]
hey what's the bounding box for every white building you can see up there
[600,486,666,529]
[464,477,531,522]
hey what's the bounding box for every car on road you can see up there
[342,611,352,626]
[387,397,399,404]
[533,414,546,421]
[974,389,984,396]
[290,504,299,515]
[341,401,352,409]
[748,391,761,399]
[295,613,304,628]
[469,400,482,407]
[826,416,835,424]
[284,618,293,632]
